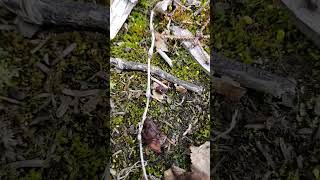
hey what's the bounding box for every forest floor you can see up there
[213,0,320,179]
[1,0,319,179]
[0,0,210,179]
[110,0,210,179]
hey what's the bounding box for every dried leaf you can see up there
[175,84,187,94]
[177,171,209,180]
[14,17,39,38]
[213,76,246,101]
[155,32,169,52]
[142,118,164,153]
[164,165,186,180]
[153,82,168,94]
[164,142,210,180]
[164,168,176,180]
[190,141,210,176]
[152,89,164,102]
[164,165,209,180]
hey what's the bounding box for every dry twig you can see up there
[137,9,156,180]
[213,109,238,141]
[110,58,203,93]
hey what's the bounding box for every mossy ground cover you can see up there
[213,0,320,179]
[110,0,210,178]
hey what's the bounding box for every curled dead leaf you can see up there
[190,141,210,176]
[142,118,164,153]
[155,32,169,52]
[152,81,168,95]
[174,84,187,94]
[213,76,246,101]
[164,142,210,180]
[164,165,209,180]
[152,89,164,102]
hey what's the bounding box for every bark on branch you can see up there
[212,51,296,104]
[0,0,109,30]
[110,58,204,94]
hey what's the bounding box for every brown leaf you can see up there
[164,165,209,180]
[164,168,176,180]
[175,84,187,94]
[190,141,210,176]
[164,142,210,180]
[165,165,186,180]
[213,76,246,101]
[155,84,168,94]
[176,170,209,180]
[155,31,169,52]
[152,89,164,102]
[142,118,163,153]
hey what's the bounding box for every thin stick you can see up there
[117,161,142,180]
[213,109,238,141]
[151,76,169,89]
[0,95,23,105]
[182,116,199,136]
[137,9,155,180]
[110,58,204,93]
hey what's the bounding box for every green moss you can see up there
[110,0,210,178]
[25,170,42,180]
[213,0,320,63]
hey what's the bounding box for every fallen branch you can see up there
[0,0,108,30]
[212,51,296,106]
[110,58,204,94]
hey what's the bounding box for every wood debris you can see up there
[111,57,204,93]
[52,43,77,65]
[170,25,210,74]
[31,35,51,54]
[7,159,45,168]
[36,62,50,74]
[110,0,138,39]
[56,96,72,118]
[0,95,23,105]
[212,51,296,106]
[62,88,103,97]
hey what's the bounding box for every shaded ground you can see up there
[213,0,320,179]
[0,6,109,180]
